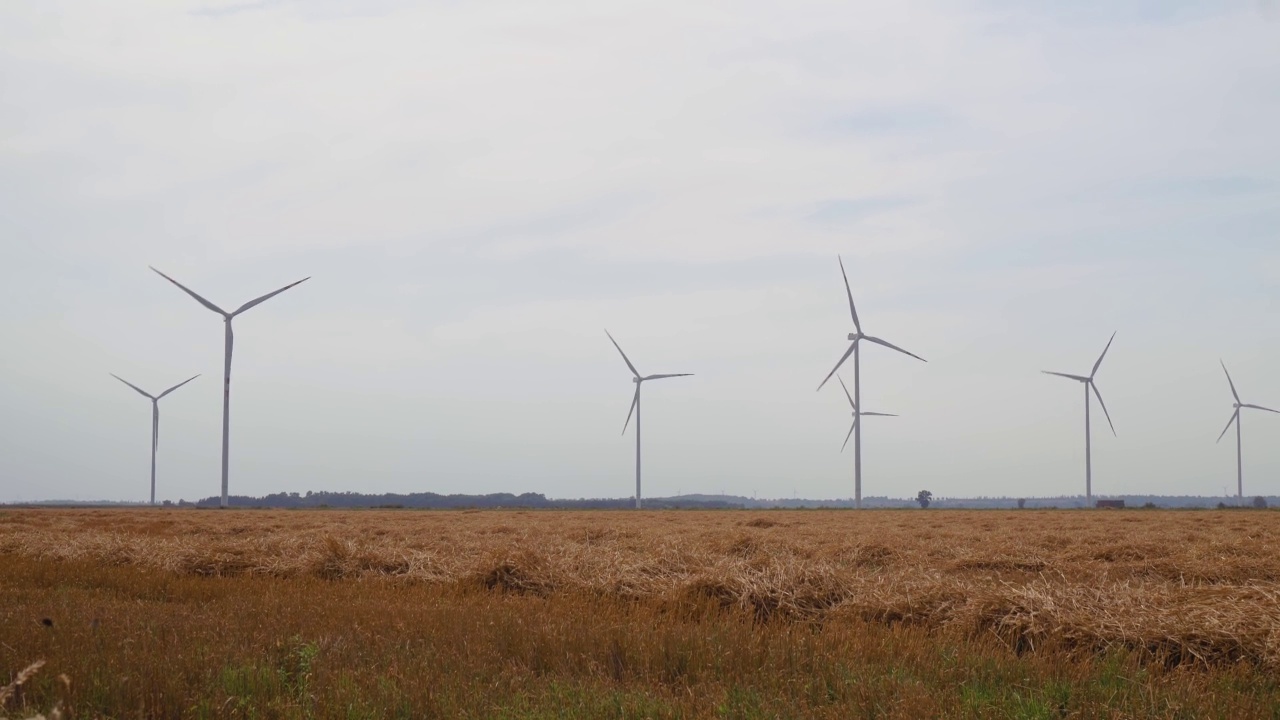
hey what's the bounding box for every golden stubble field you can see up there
[3,508,1280,718]
[5,508,1280,665]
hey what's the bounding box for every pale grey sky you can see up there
[2,1,1278,503]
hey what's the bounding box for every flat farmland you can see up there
[2,508,1280,719]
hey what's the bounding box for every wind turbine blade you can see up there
[622,385,640,435]
[1221,360,1241,403]
[863,335,926,363]
[644,373,693,380]
[1242,403,1280,414]
[1090,331,1116,378]
[838,256,861,333]
[1090,381,1116,435]
[150,267,228,316]
[861,412,898,417]
[157,374,200,399]
[110,374,155,400]
[837,375,856,410]
[1217,410,1239,443]
[841,420,856,452]
[1042,371,1088,382]
[605,330,641,378]
[817,341,857,391]
[153,404,160,450]
[233,277,310,316]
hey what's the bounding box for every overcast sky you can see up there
[2,1,1278,503]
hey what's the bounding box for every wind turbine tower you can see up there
[817,257,925,508]
[109,373,199,505]
[1042,333,1116,502]
[151,267,309,508]
[1216,361,1279,499]
[605,330,692,509]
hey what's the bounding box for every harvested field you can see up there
[3,508,1280,718]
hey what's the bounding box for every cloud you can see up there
[1131,176,1275,200]
[808,197,918,225]
[191,0,288,17]
[819,107,959,137]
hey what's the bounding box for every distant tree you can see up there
[1016,498,1026,509]
[916,490,932,509]
[1253,496,1268,509]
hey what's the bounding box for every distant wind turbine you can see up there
[817,256,925,508]
[150,267,309,508]
[1042,332,1116,502]
[836,376,896,451]
[606,330,692,509]
[110,373,199,505]
[1216,361,1279,499]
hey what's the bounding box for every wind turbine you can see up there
[109,373,199,505]
[1216,361,1279,500]
[817,256,925,508]
[150,267,309,508]
[605,330,692,509]
[836,376,896,452]
[1042,332,1116,502]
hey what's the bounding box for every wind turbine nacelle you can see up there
[847,333,859,341]
[633,377,642,384]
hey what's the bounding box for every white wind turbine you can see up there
[1042,332,1116,502]
[1216,360,1279,500]
[110,373,200,505]
[817,257,925,508]
[836,376,896,452]
[151,267,309,508]
[606,330,692,509]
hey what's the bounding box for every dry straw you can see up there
[0,660,44,708]
[4,508,1280,670]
